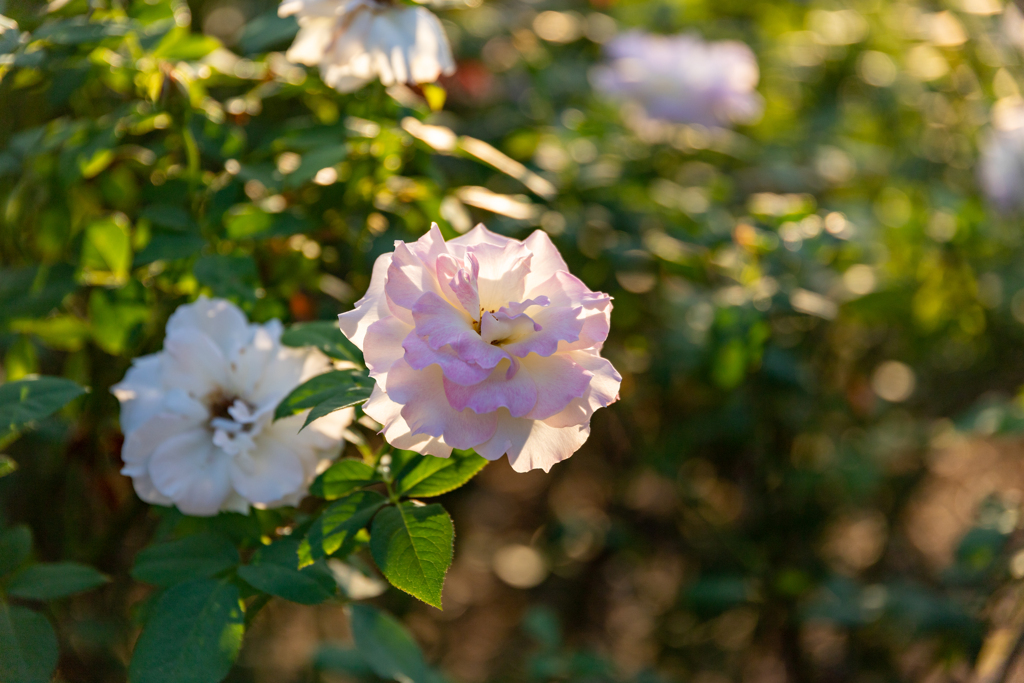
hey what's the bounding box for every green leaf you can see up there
[132,532,240,587]
[236,10,298,55]
[0,526,31,579]
[349,603,440,683]
[369,503,453,609]
[6,562,109,600]
[281,321,363,364]
[0,377,87,442]
[0,602,58,683]
[193,254,259,303]
[310,459,380,499]
[237,539,336,605]
[312,645,374,675]
[396,450,489,498]
[128,579,244,683]
[299,491,387,568]
[80,215,132,286]
[273,370,374,428]
[0,455,16,479]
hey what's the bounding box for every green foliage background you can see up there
[3,0,1024,680]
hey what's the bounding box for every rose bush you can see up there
[339,223,621,472]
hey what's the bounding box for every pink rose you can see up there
[339,224,621,472]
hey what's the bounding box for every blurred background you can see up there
[5,0,1024,680]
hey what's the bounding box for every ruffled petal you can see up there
[339,252,393,348]
[522,230,570,294]
[447,223,513,253]
[542,352,622,428]
[443,359,538,418]
[474,411,590,472]
[148,429,233,516]
[364,315,414,380]
[521,354,591,420]
[364,385,453,457]
[402,332,493,386]
[386,359,497,449]
[161,329,230,401]
[411,292,509,372]
[470,242,533,311]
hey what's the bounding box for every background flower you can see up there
[279,0,456,93]
[339,224,620,472]
[113,298,351,516]
[592,31,763,127]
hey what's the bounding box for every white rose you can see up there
[112,297,352,516]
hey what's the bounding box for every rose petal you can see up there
[149,429,233,516]
[542,352,622,428]
[436,252,481,319]
[111,354,165,435]
[443,359,538,417]
[386,359,497,449]
[522,230,570,294]
[364,315,414,380]
[339,252,393,348]
[402,332,493,386]
[474,410,590,472]
[166,296,251,359]
[469,241,533,311]
[229,431,307,505]
[521,354,591,420]
[364,385,453,457]
[411,292,508,370]
[162,330,231,401]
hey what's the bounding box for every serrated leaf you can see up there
[369,503,453,609]
[299,491,387,568]
[273,370,374,428]
[281,321,363,364]
[396,450,489,498]
[0,602,58,683]
[349,603,442,683]
[237,538,336,605]
[310,459,380,499]
[128,579,244,683]
[132,532,240,587]
[7,562,109,600]
[0,526,32,578]
[0,377,87,441]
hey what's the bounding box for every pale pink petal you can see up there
[474,410,590,472]
[521,354,591,420]
[443,359,538,417]
[339,252,393,348]
[534,271,613,351]
[447,223,513,254]
[470,242,533,311]
[229,432,307,505]
[364,315,414,380]
[502,303,584,358]
[411,292,508,371]
[166,296,252,358]
[436,252,480,319]
[386,359,497,449]
[522,230,570,294]
[542,352,622,428]
[149,429,233,516]
[402,333,493,386]
[364,385,453,457]
[479,309,541,346]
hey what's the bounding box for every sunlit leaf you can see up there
[0,377,87,441]
[309,459,380,499]
[395,450,489,498]
[281,321,363,364]
[369,503,453,609]
[298,491,387,568]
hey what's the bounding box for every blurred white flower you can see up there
[592,31,763,128]
[113,297,352,516]
[979,100,1024,213]
[279,0,456,93]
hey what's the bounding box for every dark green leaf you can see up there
[0,526,31,578]
[273,370,374,429]
[6,562,109,600]
[193,254,258,303]
[235,10,298,55]
[138,205,196,231]
[349,603,441,683]
[396,450,489,498]
[35,19,132,45]
[299,491,387,568]
[281,321,363,364]
[369,503,453,609]
[128,579,244,683]
[0,377,87,441]
[237,539,336,605]
[311,645,374,675]
[310,459,380,499]
[0,603,58,683]
[132,532,240,587]
[134,232,205,266]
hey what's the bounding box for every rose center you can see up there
[207,394,263,460]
